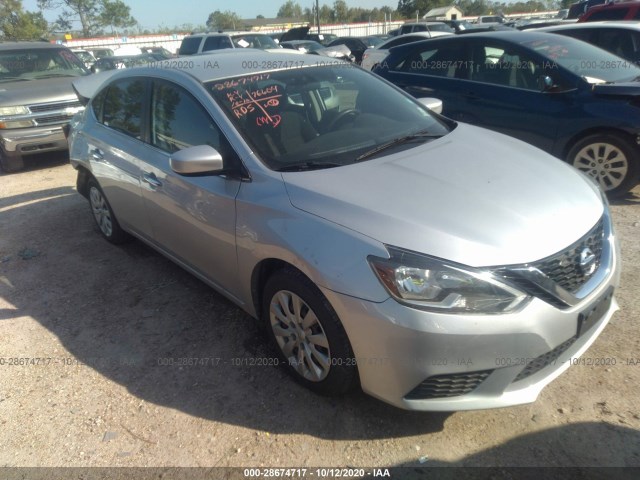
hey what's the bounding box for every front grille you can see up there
[34,114,72,126]
[405,370,493,400]
[29,100,82,113]
[513,336,577,383]
[532,218,604,294]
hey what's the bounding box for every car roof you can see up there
[539,20,640,31]
[0,41,68,51]
[389,30,563,46]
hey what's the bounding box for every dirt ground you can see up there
[1,154,639,473]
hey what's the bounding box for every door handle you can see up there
[142,172,162,188]
[90,148,103,160]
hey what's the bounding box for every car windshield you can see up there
[522,35,640,83]
[207,64,450,170]
[0,48,88,82]
[232,34,280,49]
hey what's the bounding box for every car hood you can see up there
[0,76,84,105]
[282,123,604,267]
[592,81,640,97]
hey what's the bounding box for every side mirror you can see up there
[417,97,443,114]
[170,145,224,175]
[538,75,555,92]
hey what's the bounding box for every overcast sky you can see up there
[22,0,399,31]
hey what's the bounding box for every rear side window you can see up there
[203,36,233,51]
[101,78,145,139]
[179,36,203,55]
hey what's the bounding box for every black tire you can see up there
[87,178,130,244]
[0,150,24,173]
[262,268,359,396]
[567,133,639,198]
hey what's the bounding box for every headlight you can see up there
[368,246,530,314]
[0,119,35,129]
[0,106,29,116]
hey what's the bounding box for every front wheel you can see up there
[567,133,639,198]
[262,268,358,396]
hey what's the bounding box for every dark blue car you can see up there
[374,31,640,196]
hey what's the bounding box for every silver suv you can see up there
[178,32,283,56]
[0,42,88,172]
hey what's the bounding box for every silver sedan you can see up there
[68,50,620,410]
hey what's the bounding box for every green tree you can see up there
[99,0,136,33]
[0,0,49,40]
[38,0,136,37]
[206,10,241,30]
[277,0,303,18]
[333,0,348,22]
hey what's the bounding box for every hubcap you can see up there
[89,186,113,237]
[572,142,628,191]
[269,290,331,382]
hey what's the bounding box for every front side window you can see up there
[207,64,451,171]
[470,42,542,90]
[101,78,144,138]
[151,80,222,153]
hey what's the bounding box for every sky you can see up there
[22,0,399,31]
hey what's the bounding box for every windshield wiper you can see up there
[0,76,31,82]
[355,130,444,162]
[276,161,342,172]
[35,73,76,79]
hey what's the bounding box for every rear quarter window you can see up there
[179,36,203,55]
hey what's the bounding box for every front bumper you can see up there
[321,224,620,411]
[0,125,68,157]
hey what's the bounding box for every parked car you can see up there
[140,46,174,59]
[374,31,640,196]
[579,0,640,21]
[306,32,339,46]
[86,48,114,59]
[361,31,453,70]
[178,32,284,55]
[90,54,158,73]
[280,40,355,61]
[326,36,384,63]
[68,50,620,411]
[397,22,455,35]
[567,0,606,19]
[71,49,96,69]
[476,15,507,25]
[0,42,88,172]
[538,21,640,64]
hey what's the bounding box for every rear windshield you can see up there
[0,48,88,82]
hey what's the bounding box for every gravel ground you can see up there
[0,155,639,473]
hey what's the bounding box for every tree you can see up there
[99,0,136,34]
[38,0,136,37]
[277,0,303,18]
[206,10,241,30]
[333,0,348,22]
[0,0,49,40]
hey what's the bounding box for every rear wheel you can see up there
[262,268,358,396]
[87,178,129,244]
[567,133,639,198]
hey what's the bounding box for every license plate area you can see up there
[577,287,614,338]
